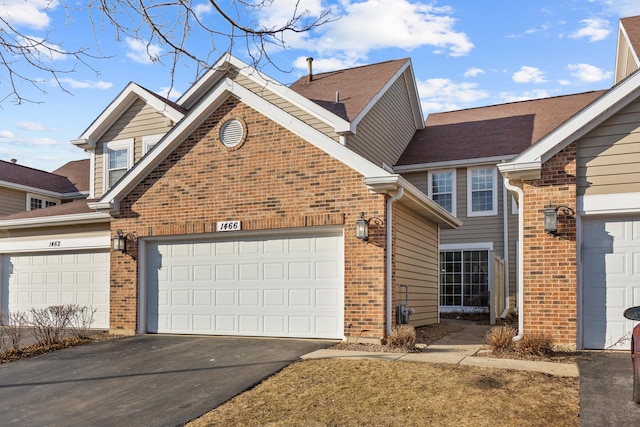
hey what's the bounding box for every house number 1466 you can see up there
[217,221,241,232]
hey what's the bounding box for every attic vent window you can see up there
[220,118,244,148]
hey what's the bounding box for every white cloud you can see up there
[464,67,484,78]
[499,89,551,103]
[194,3,213,17]
[567,63,613,83]
[57,78,113,90]
[157,86,183,100]
[0,130,15,138]
[18,122,45,131]
[278,0,472,69]
[126,38,163,64]
[569,18,610,42]
[417,78,489,114]
[18,36,66,61]
[0,0,58,30]
[559,79,572,86]
[512,66,546,84]
[592,0,640,18]
[293,56,360,74]
[524,23,551,35]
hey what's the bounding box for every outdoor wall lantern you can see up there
[112,229,136,253]
[355,212,369,242]
[355,212,383,242]
[543,200,575,236]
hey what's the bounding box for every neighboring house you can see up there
[0,55,459,342]
[496,15,640,350]
[395,91,604,323]
[0,159,89,216]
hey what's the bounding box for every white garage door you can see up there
[146,231,344,339]
[582,217,640,349]
[1,251,110,328]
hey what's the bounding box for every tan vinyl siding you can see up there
[94,99,169,197]
[231,71,339,141]
[577,99,640,196]
[399,167,518,310]
[394,203,439,326]
[0,188,26,216]
[346,78,416,167]
[615,35,640,84]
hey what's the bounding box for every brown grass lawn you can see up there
[187,359,579,427]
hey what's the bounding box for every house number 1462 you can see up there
[217,221,241,232]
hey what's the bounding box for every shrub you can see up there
[516,332,554,356]
[2,311,29,350]
[485,326,516,353]
[387,325,416,351]
[30,305,76,346]
[68,305,97,339]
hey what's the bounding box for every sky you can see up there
[1,0,640,172]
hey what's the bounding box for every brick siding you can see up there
[521,142,577,347]
[109,96,391,339]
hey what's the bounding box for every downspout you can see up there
[502,176,524,341]
[386,187,404,337]
[500,183,510,318]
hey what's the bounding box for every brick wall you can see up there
[521,142,577,347]
[109,96,390,339]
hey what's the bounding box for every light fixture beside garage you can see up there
[112,229,137,253]
[543,200,575,236]
[355,212,383,242]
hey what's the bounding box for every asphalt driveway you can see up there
[578,351,640,426]
[0,335,333,426]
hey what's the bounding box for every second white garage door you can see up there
[582,217,640,349]
[146,231,344,339]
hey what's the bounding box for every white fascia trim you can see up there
[616,23,640,82]
[100,78,390,212]
[497,160,542,181]
[395,155,515,173]
[440,242,494,251]
[577,192,640,215]
[507,71,640,168]
[364,174,462,229]
[0,212,110,229]
[76,82,184,145]
[178,54,352,135]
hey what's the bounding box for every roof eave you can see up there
[0,212,110,230]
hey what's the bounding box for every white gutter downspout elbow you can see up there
[503,176,524,342]
[386,187,404,337]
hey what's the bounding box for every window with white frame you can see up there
[467,166,497,216]
[104,139,134,192]
[27,194,59,211]
[439,249,489,308]
[143,133,164,155]
[428,170,456,215]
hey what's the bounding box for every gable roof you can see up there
[89,54,459,229]
[499,69,640,180]
[0,198,109,228]
[395,91,604,170]
[0,159,85,195]
[289,58,423,128]
[72,82,186,150]
[52,159,90,193]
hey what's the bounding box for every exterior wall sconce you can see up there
[112,229,136,253]
[543,200,575,236]
[355,212,369,242]
[355,212,383,242]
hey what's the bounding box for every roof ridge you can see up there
[0,159,61,175]
[308,57,409,78]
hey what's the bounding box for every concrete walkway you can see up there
[302,320,579,378]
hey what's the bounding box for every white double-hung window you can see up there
[104,139,134,192]
[467,166,497,216]
[428,169,456,216]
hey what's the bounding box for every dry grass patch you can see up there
[188,359,579,427]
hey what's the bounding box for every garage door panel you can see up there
[147,232,344,338]
[583,217,640,349]
[2,251,110,329]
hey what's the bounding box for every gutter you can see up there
[502,176,524,341]
[0,212,111,229]
[386,187,404,337]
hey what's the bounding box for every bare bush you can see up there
[387,325,417,351]
[485,326,517,353]
[30,305,76,346]
[2,311,29,350]
[515,333,554,356]
[68,306,97,339]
